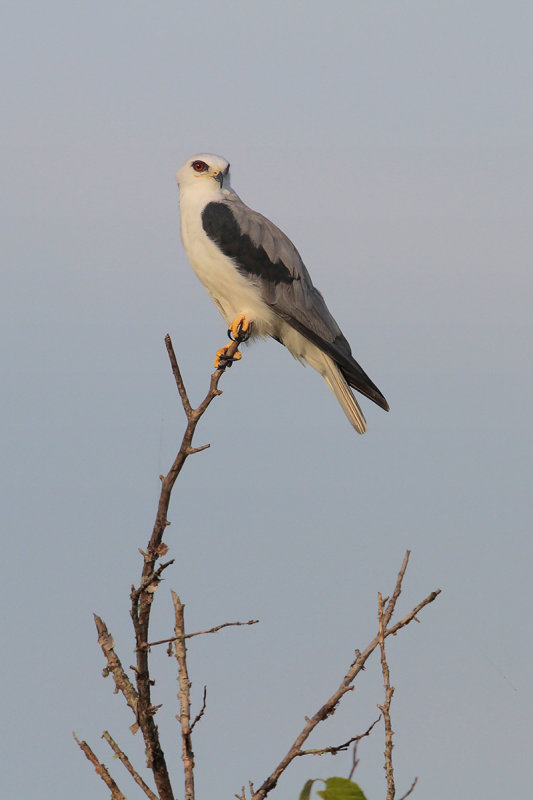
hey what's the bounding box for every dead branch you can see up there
[146,618,260,648]
[79,338,438,800]
[102,731,159,800]
[346,716,383,780]
[78,335,241,800]
[378,592,395,800]
[172,591,195,800]
[247,552,440,800]
[93,615,139,721]
[398,777,419,800]
[297,716,381,758]
[236,781,256,800]
[73,733,125,800]
[126,334,241,800]
[190,685,208,733]
[383,550,410,627]
[385,590,440,638]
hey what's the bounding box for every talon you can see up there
[214,345,242,369]
[228,314,252,343]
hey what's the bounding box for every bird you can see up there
[176,153,389,433]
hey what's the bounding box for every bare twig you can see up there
[102,731,159,800]
[130,558,175,604]
[398,776,419,800]
[347,716,382,780]
[73,733,125,800]
[385,590,441,638]
[235,781,255,800]
[383,550,411,627]
[172,591,196,800]
[248,554,440,800]
[190,685,208,733]
[378,592,395,800]
[146,618,259,648]
[298,716,381,757]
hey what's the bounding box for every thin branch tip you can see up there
[187,443,211,455]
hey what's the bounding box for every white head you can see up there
[176,153,232,195]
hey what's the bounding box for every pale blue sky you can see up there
[2,2,532,799]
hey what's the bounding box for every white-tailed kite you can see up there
[176,153,389,433]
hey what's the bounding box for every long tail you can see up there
[322,356,367,434]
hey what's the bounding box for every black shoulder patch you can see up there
[202,202,294,285]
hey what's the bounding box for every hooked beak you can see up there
[213,170,224,187]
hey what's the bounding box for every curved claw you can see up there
[227,313,252,343]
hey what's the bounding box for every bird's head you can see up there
[176,154,231,195]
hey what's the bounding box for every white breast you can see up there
[179,195,277,338]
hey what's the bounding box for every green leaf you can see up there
[316,776,368,800]
[299,779,319,800]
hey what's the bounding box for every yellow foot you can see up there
[228,313,252,341]
[214,345,242,369]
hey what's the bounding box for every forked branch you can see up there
[245,551,440,800]
[77,339,440,800]
[127,334,242,800]
[78,335,242,800]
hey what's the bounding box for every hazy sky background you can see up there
[2,2,532,799]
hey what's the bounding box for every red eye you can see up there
[192,160,208,172]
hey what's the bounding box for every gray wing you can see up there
[202,197,389,410]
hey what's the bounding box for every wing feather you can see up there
[202,198,389,411]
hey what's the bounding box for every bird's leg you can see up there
[214,314,252,369]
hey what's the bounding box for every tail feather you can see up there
[322,357,367,434]
[277,324,375,433]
